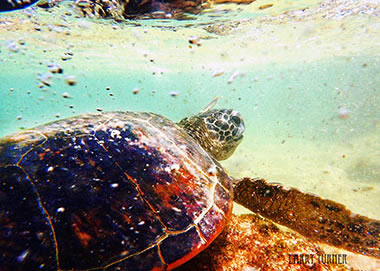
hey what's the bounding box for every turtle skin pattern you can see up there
[0,112,233,270]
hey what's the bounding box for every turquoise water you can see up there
[1,0,380,269]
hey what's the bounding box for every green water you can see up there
[1,0,380,268]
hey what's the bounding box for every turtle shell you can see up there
[0,111,233,270]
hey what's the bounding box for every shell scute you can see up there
[160,226,204,269]
[198,204,226,241]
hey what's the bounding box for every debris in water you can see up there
[212,69,224,78]
[132,88,139,95]
[38,73,53,87]
[64,75,77,86]
[17,38,26,45]
[170,91,179,97]
[227,71,241,84]
[61,53,72,61]
[188,36,201,47]
[61,92,72,98]
[259,4,274,10]
[16,115,22,120]
[48,63,63,74]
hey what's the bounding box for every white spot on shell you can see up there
[17,249,29,262]
[110,129,121,139]
[110,183,119,188]
[179,144,187,150]
[47,166,54,172]
[138,221,145,226]
[56,207,65,213]
[172,207,182,212]
[170,164,180,171]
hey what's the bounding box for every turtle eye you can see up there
[231,115,241,125]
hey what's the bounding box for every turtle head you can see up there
[178,109,245,161]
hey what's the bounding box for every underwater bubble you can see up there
[131,29,142,40]
[78,21,91,29]
[6,41,19,53]
[338,107,350,119]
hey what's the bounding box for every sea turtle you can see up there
[0,0,255,19]
[0,100,379,270]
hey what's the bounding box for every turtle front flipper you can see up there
[233,177,380,259]
[0,0,39,12]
